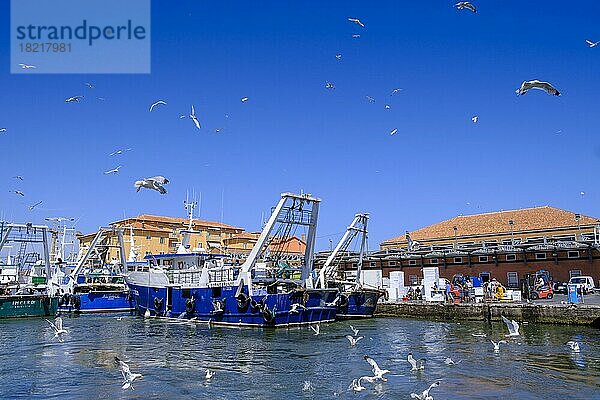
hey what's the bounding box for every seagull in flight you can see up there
[335,54,342,60]
[115,357,143,390]
[348,18,365,28]
[364,355,389,381]
[366,96,375,103]
[18,63,36,69]
[205,368,214,380]
[309,322,321,335]
[580,191,586,196]
[384,104,391,110]
[45,317,67,340]
[13,176,24,180]
[65,95,83,103]
[149,100,167,112]
[190,105,201,129]
[350,325,359,336]
[352,34,361,38]
[110,148,132,156]
[0,128,7,133]
[501,315,520,337]
[586,39,600,48]
[566,341,580,352]
[104,166,121,175]
[390,88,403,96]
[350,378,367,392]
[411,381,441,400]
[29,200,42,210]
[85,82,95,89]
[515,80,560,96]
[135,176,169,194]
[289,303,306,314]
[407,353,425,371]
[346,335,364,346]
[241,97,249,102]
[444,357,461,365]
[45,217,75,223]
[471,115,478,123]
[491,340,507,352]
[325,81,335,89]
[456,1,477,12]
[11,190,25,196]
[390,128,398,136]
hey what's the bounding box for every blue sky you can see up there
[1,1,599,250]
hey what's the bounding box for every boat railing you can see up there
[166,269,203,285]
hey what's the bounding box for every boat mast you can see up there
[177,195,198,254]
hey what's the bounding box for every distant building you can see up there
[332,206,600,288]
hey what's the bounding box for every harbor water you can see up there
[1,315,599,399]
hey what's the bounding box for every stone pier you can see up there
[375,302,600,327]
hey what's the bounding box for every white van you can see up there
[568,276,596,294]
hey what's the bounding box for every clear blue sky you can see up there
[1,1,599,250]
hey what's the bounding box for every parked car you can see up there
[568,276,596,294]
[553,281,568,294]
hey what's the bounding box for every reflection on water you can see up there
[0,315,599,399]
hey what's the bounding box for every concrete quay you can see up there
[375,301,600,327]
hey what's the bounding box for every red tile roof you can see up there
[382,206,598,245]
[113,214,243,231]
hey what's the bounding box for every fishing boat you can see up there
[315,213,386,319]
[0,222,58,318]
[126,193,339,327]
[53,226,134,313]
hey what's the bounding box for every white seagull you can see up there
[364,355,390,381]
[502,315,520,337]
[241,97,249,102]
[350,378,367,392]
[18,63,37,69]
[289,303,306,314]
[491,339,507,352]
[85,82,95,89]
[190,105,201,129]
[0,128,7,133]
[65,95,83,103]
[566,341,580,353]
[407,353,426,371]
[366,96,375,103]
[149,100,167,112]
[325,81,335,89]
[205,368,215,380]
[134,176,169,194]
[444,357,461,365]
[346,335,364,346]
[586,39,599,48]
[110,148,132,156]
[350,325,359,336]
[104,166,121,175]
[384,104,391,110]
[45,317,67,340]
[456,2,477,12]
[13,176,24,180]
[352,34,361,38]
[471,115,478,123]
[515,80,561,96]
[390,128,398,136]
[310,322,321,336]
[411,381,441,400]
[335,54,342,60]
[11,190,25,196]
[348,18,365,28]
[115,357,143,390]
[29,200,42,210]
[390,88,403,96]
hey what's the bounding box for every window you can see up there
[408,275,418,285]
[567,251,580,259]
[507,272,519,288]
[506,254,517,261]
[569,270,582,278]
[159,237,165,244]
[535,253,546,260]
[479,272,491,283]
[478,256,488,262]
[430,258,438,265]
[408,260,417,266]
[146,235,151,240]
[454,257,462,263]
[370,262,376,267]
[388,261,396,266]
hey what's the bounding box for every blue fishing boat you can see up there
[127,193,339,327]
[54,227,134,314]
[315,213,386,319]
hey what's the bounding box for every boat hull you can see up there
[57,291,135,314]
[336,289,384,319]
[0,295,58,318]
[128,282,338,328]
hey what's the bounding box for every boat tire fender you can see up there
[154,297,163,311]
[185,298,195,314]
[236,293,250,310]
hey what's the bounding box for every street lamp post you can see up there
[453,226,458,249]
[508,219,514,246]
[575,213,581,240]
